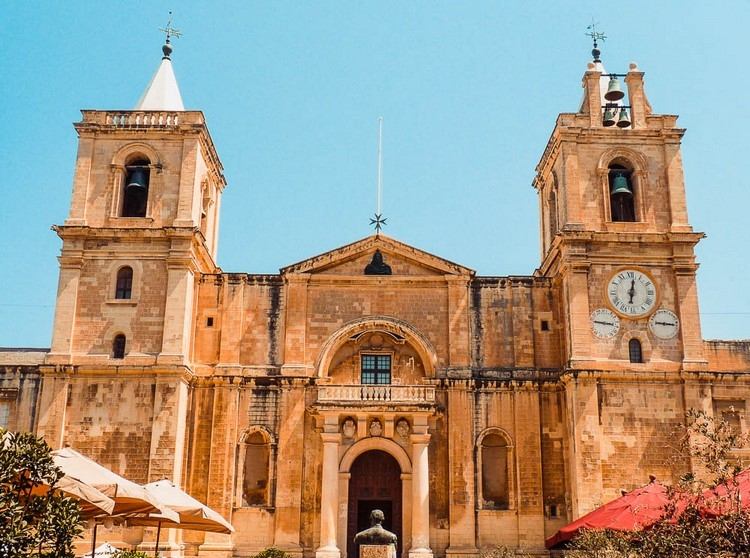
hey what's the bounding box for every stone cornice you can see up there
[37,363,195,383]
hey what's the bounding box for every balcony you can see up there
[316,384,436,407]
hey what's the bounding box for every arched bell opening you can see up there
[608,161,636,222]
[122,156,151,217]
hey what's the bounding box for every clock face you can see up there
[607,269,657,318]
[591,308,620,339]
[649,309,680,339]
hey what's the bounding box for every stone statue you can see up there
[354,509,398,546]
[364,250,392,275]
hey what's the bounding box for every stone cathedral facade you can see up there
[2,41,750,558]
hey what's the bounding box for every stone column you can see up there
[317,432,341,558]
[409,433,433,558]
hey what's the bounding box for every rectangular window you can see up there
[361,354,391,385]
[714,399,745,435]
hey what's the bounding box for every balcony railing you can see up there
[317,384,436,405]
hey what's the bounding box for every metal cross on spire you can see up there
[370,117,387,233]
[585,21,606,63]
[159,11,183,44]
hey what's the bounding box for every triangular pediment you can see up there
[280,234,474,277]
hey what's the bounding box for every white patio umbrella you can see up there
[31,473,115,517]
[52,448,178,555]
[80,542,121,557]
[127,479,234,556]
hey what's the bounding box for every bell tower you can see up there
[533,41,706,372]
[46,37,226,367]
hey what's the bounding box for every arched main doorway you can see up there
[347,450,402,558]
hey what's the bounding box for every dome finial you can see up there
[159,11,182,60]
[585,20,606,63]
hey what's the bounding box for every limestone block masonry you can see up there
[2,44,750,558]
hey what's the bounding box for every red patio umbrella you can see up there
[701,467,750,516]
[546,479,673,549]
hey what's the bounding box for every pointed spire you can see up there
[135,16,185,111]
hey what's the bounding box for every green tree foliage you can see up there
[251,548,290,558]
[568,409,750,558]
[0,428,83,558]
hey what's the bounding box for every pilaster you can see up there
[445,382,478,558]
[158,260,196,365]
[273,380,306,555]
[48,256,83,361]
[282,275,310,373]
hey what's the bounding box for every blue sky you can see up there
[1,1,748,347]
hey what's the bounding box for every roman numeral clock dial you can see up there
[607,269,657,318]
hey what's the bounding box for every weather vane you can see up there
[370,117,387,233]
[159,11,182,44]
[585,21,606,62]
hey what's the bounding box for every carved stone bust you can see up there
[369,419,383,437]
[395,418,410,439]
[342,418,356,439]
[353,509,398,546]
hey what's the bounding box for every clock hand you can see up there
[628,279,636,304]
[655,321,676,327]
[594,321,615,326]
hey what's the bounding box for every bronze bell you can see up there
[616,108,631,128]
[610,173,633,196]
[125,166,149,193]
[604,76,625,101]
[602,106,617,127]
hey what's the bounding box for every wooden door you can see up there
[346,450,402,558]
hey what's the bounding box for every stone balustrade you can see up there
[317,384,436,404]
[105,111,181,127]
[77,110,207,127]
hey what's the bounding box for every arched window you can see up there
[548,190,558,238]
[112,334,126,359]
[629,338,643,363]
[240,431,271,506]
[608,163,636,222]
[481,432,510,510]
[122,157,150,217]
[115,267,133,299]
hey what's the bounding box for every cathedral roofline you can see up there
[279,233,475,276]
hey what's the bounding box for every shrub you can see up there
[252,548,290,558]
[0,428,83,557]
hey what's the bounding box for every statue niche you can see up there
[364,250,392,275]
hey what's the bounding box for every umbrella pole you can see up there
[154,521,162,558]
[91,523,98,557]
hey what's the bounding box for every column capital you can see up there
[410,433,431,445]
[320,432,341,444]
